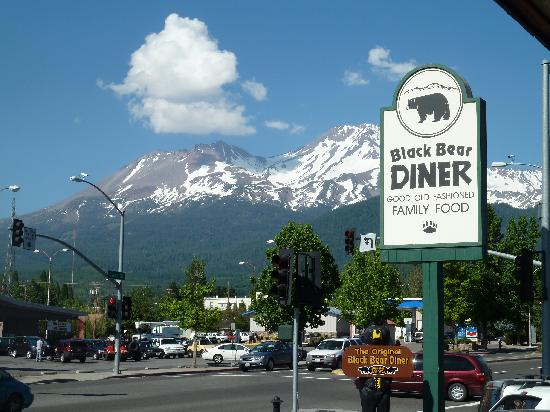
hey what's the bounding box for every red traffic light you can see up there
[108,296,116,305]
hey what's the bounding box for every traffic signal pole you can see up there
[292,307,299,412]
[114,210,125,376]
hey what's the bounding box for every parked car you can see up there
[186,337,216,357]
[202,343,249,364]
[84,339,107,358]
[239,340,293,372]
[152,337,186,359]
[139,339,163,359]
[103,340,128,361]
[306,338,359,371]
[0,368,33,412]
[478,378,550,412]
[7,336,42,359]
[54,339,87,363]
[0,337,15,355]
[391,352,492,402]
[91,340,109,360]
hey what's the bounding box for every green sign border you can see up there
[379,64,487,263]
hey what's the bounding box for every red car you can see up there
[103,341,128,361]
[391,352,492,402]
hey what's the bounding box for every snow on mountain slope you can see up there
[55,123,541,215]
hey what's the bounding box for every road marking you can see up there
[416,401,478,411]
[213,374,256,377]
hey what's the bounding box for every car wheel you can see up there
[447,382,468,402]
[93,353,99,360]
[178,354,184,358]
[265,358,274,371]
[213,354,223,364]
[240,365,249,372]
[60,353,67,363]
[332,357,342,370]
[6,393,23,412]
[26,350,33,359]
[10,349,17,358]
[80,357,85,363]
[307,364,315,372]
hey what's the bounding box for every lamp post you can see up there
[239,260,257,299]
[2,184,20,289]
[70,174,125,376]
[34,248,68,306]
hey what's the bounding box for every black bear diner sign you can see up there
[380,65,487,263]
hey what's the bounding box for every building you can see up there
[0,294,85,337]
[249,307,351,337]
[204,295,251,311]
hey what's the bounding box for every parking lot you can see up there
[0,351,238,378]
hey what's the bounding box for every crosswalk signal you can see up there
[269,249,293,305]
[122,296,132,320]
[106,296,117,319]
[515,249,534,302]
[345,229,355,255]
[11,219,24,247]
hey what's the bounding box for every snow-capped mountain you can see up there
[53,123,541,216]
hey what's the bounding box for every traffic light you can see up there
[122,296,132,320]
[11,219,24,247]
[345,229,355,255]
[515,249,534,302]
[105,296,117,319]
[296,252,323,308]
[269,249,293,305]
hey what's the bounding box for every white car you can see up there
[202,343,249,364]
[152,337,186,359]
[306,338,358,371]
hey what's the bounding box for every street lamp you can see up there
[34,248,69,306]
[70,173,125,376]
[490,154,542,170]
[1,185,20,193]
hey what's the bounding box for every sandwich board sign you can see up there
[380,65,486,263]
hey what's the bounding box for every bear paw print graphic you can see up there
[422,221,437,233]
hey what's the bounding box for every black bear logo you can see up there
[407,93,450,123]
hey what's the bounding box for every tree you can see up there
[443,206,540,344]
[161,257,221,366]
[401,265,422,297]
[333,250,402,328]
[250,221,340,332]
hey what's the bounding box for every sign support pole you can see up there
[292,306,299,412]
[422,261,444,412]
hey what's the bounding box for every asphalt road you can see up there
[27,357,542,412]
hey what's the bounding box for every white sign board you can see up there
[46,320,71,332]
[381,66,485,249]
[359,233,377,252]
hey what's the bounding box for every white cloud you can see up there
[265,120,305,134]
[342,70,369,86]
[106,13,255,135]
[242,80,267,101]
[290,124,305,134]
[265,120,290,130]
[368,46,416,80]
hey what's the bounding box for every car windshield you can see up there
[161,338,177,344]
[27,337,39,346]
[250,343,277,353]
[317,340,344,350]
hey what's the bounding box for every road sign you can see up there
[22,227,36,251]
[342,345,414,378]
[359,233,377,252]
[107,270,125,280]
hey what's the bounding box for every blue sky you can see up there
[0,1,547,217]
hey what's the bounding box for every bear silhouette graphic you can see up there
[407,93,450,123]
